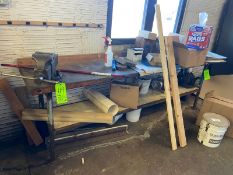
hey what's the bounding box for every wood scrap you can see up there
[165,36,187,147]
[0,78,43,146]
[156,4,177,150]
[22,109,114,124]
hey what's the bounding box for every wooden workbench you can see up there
[17,54,198,132]
[16,54,198,160]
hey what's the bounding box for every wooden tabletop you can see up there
[17,55,138,95]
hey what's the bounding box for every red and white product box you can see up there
[186,25,213,50]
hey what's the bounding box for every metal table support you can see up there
[192,64,208,108]
[46,92,55,161]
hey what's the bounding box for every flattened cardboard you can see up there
[146,53,161,66]
[173,41,207,68]
[110,84,139,109]
[200,75,233,100]
[196,91,233,138]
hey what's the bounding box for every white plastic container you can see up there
[139,79,151,95]
[126,109,142,123]
[104,37,113,67]
[197,113,230,148]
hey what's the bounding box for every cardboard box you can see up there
[127,48,143,63]
[173,41,208,68]
[139,30,157,40]
[146,53,161,66]
[196,91,233,138]
[110,83,139,109]
[135,37,156,48]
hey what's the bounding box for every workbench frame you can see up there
[16,56,198,161]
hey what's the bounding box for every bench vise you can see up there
[32,52,61,83]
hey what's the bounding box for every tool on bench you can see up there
[0,72,59,84]
[177,68,199,88]
[150,78,164,92]
[1,52,62,84]
[114,57,136,68]
[32,52,61,82]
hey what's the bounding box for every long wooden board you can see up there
[0,78,43,145]
[0,20,103,28]
[22,109,114,124]
[165,36,187,147]
[156,5,177,150]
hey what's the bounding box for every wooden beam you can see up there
[0,20,103,28]
[0,78,43,145]
[17,53,105,67]
[22,109,114,124]
[165,36,187,147]
[156,4,177,150]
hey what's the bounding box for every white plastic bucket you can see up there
[126,109,142,122]
[139,79,151,95]
[197,113,230,148]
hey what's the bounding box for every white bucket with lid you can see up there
[197,112,230,148]
[126,109,142,122]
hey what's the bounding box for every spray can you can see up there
[103,37,113,67]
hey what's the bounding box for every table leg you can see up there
[46,92,55,161]
[193,64,208,108]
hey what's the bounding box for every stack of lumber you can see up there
[22,89,119,125]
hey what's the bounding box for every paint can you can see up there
[197,113,230,148]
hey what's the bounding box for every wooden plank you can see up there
[17,53,105,67]
[31,78,110,96]
[156,4,177,150]
[165,36,187,147]
[0,78,43,145]
[0,20,103,28]
[15,87,34,145]
[22,109,114,124]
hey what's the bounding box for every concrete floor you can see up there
[1,98,233,175]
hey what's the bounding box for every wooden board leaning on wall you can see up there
[0,20,103,28]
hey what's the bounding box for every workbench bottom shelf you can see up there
[54,87,198,132]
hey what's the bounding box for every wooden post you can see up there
[0,78,43,145]
[165,36,187,147]
[156,5,177,150]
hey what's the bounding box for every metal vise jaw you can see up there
[32,52,61,82]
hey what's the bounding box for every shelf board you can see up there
[54,87,198,131]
